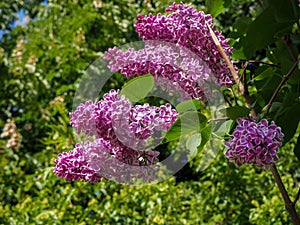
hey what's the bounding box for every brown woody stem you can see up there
[270,165,300,224]
[207,22,300,224]
[294,187,300,206]
[265,58,299,115]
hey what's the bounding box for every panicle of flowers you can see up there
[69,100,98,136]
[225,118,284,168]
[54,89,178,183]
[11,38,25,63]
[1,118,22,152]
[53,138,159,183]
[104,42,213,100]
[134,2,236,87]
[53,141,103,183]
[83,138,160,183]
[130,103,178,135]
[70,89,177,145]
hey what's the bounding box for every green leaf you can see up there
[266,102,282,115]
[191,134,221,172]
[270,0,299,23]
[206,0,225,17]
[294,135,300,162]
[213,120,233,137]
[120,74,154,102]
[197,125,212,152]
[273,43,300,84]
[282,92,300,108]
[164,112,207,143]
[176,99,200,114]
[56,84,76,95]
[275,103,300,143]
[253,67,275,81]
[232,47,247,60]
[242,7,294,58]
[233,16,252,35]
[223,0,232,7]
[186,133,201,157]
[221,106,250,120]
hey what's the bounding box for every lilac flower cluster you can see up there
[104,43,212,100]
[54,138,159,183]
[70,89,177,144]
[225,118,284,167]
[53,141,104,183]
[54,2,238,183]
[134,2,236,87]
[54,89,177,183]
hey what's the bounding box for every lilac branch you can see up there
[270,165,300,224]
[208,19,300,225]
[241,62,250,104]
[255,0,265,9]
[247,60,279,68]
[265,58,300,115]
[294,186,300,206]
[282,35,298,62]
[264,59,300,224]
[208,117,230,122]
[206,22,244,94]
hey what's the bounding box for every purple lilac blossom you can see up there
[225,118,284,167]
[104,43,213,100]
[134,2,237,87]
[54,89,177,183]
[70,89,177,146]
[53,141,103,183]
[53,138,159,183]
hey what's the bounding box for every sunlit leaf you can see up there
[120,74,154,102]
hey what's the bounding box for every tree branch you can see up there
[270,165,300,224]
[242,62,250,103]
[207,21,300,224]
[265,58,299,115]
[208,117,229,122]
[247,60,279,67]
[293,186,300,206]
[282,35,298,62]
[255,0,265,9]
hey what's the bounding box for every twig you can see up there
[207,22,257,119]
[230,86,239,106]
[241,61,248,81]
[242,62,250,100]
[293,186,300,206]
[223,93,233,107]
[255,0,265,9]
[247,60,279,67]
[283,35,298,62]
[265,58,299,114]
[206,22,244,94]
[208,117,229,122]
[207,20,300,224]
[270,165,300,224]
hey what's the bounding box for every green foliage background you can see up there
[0,0,299,224]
